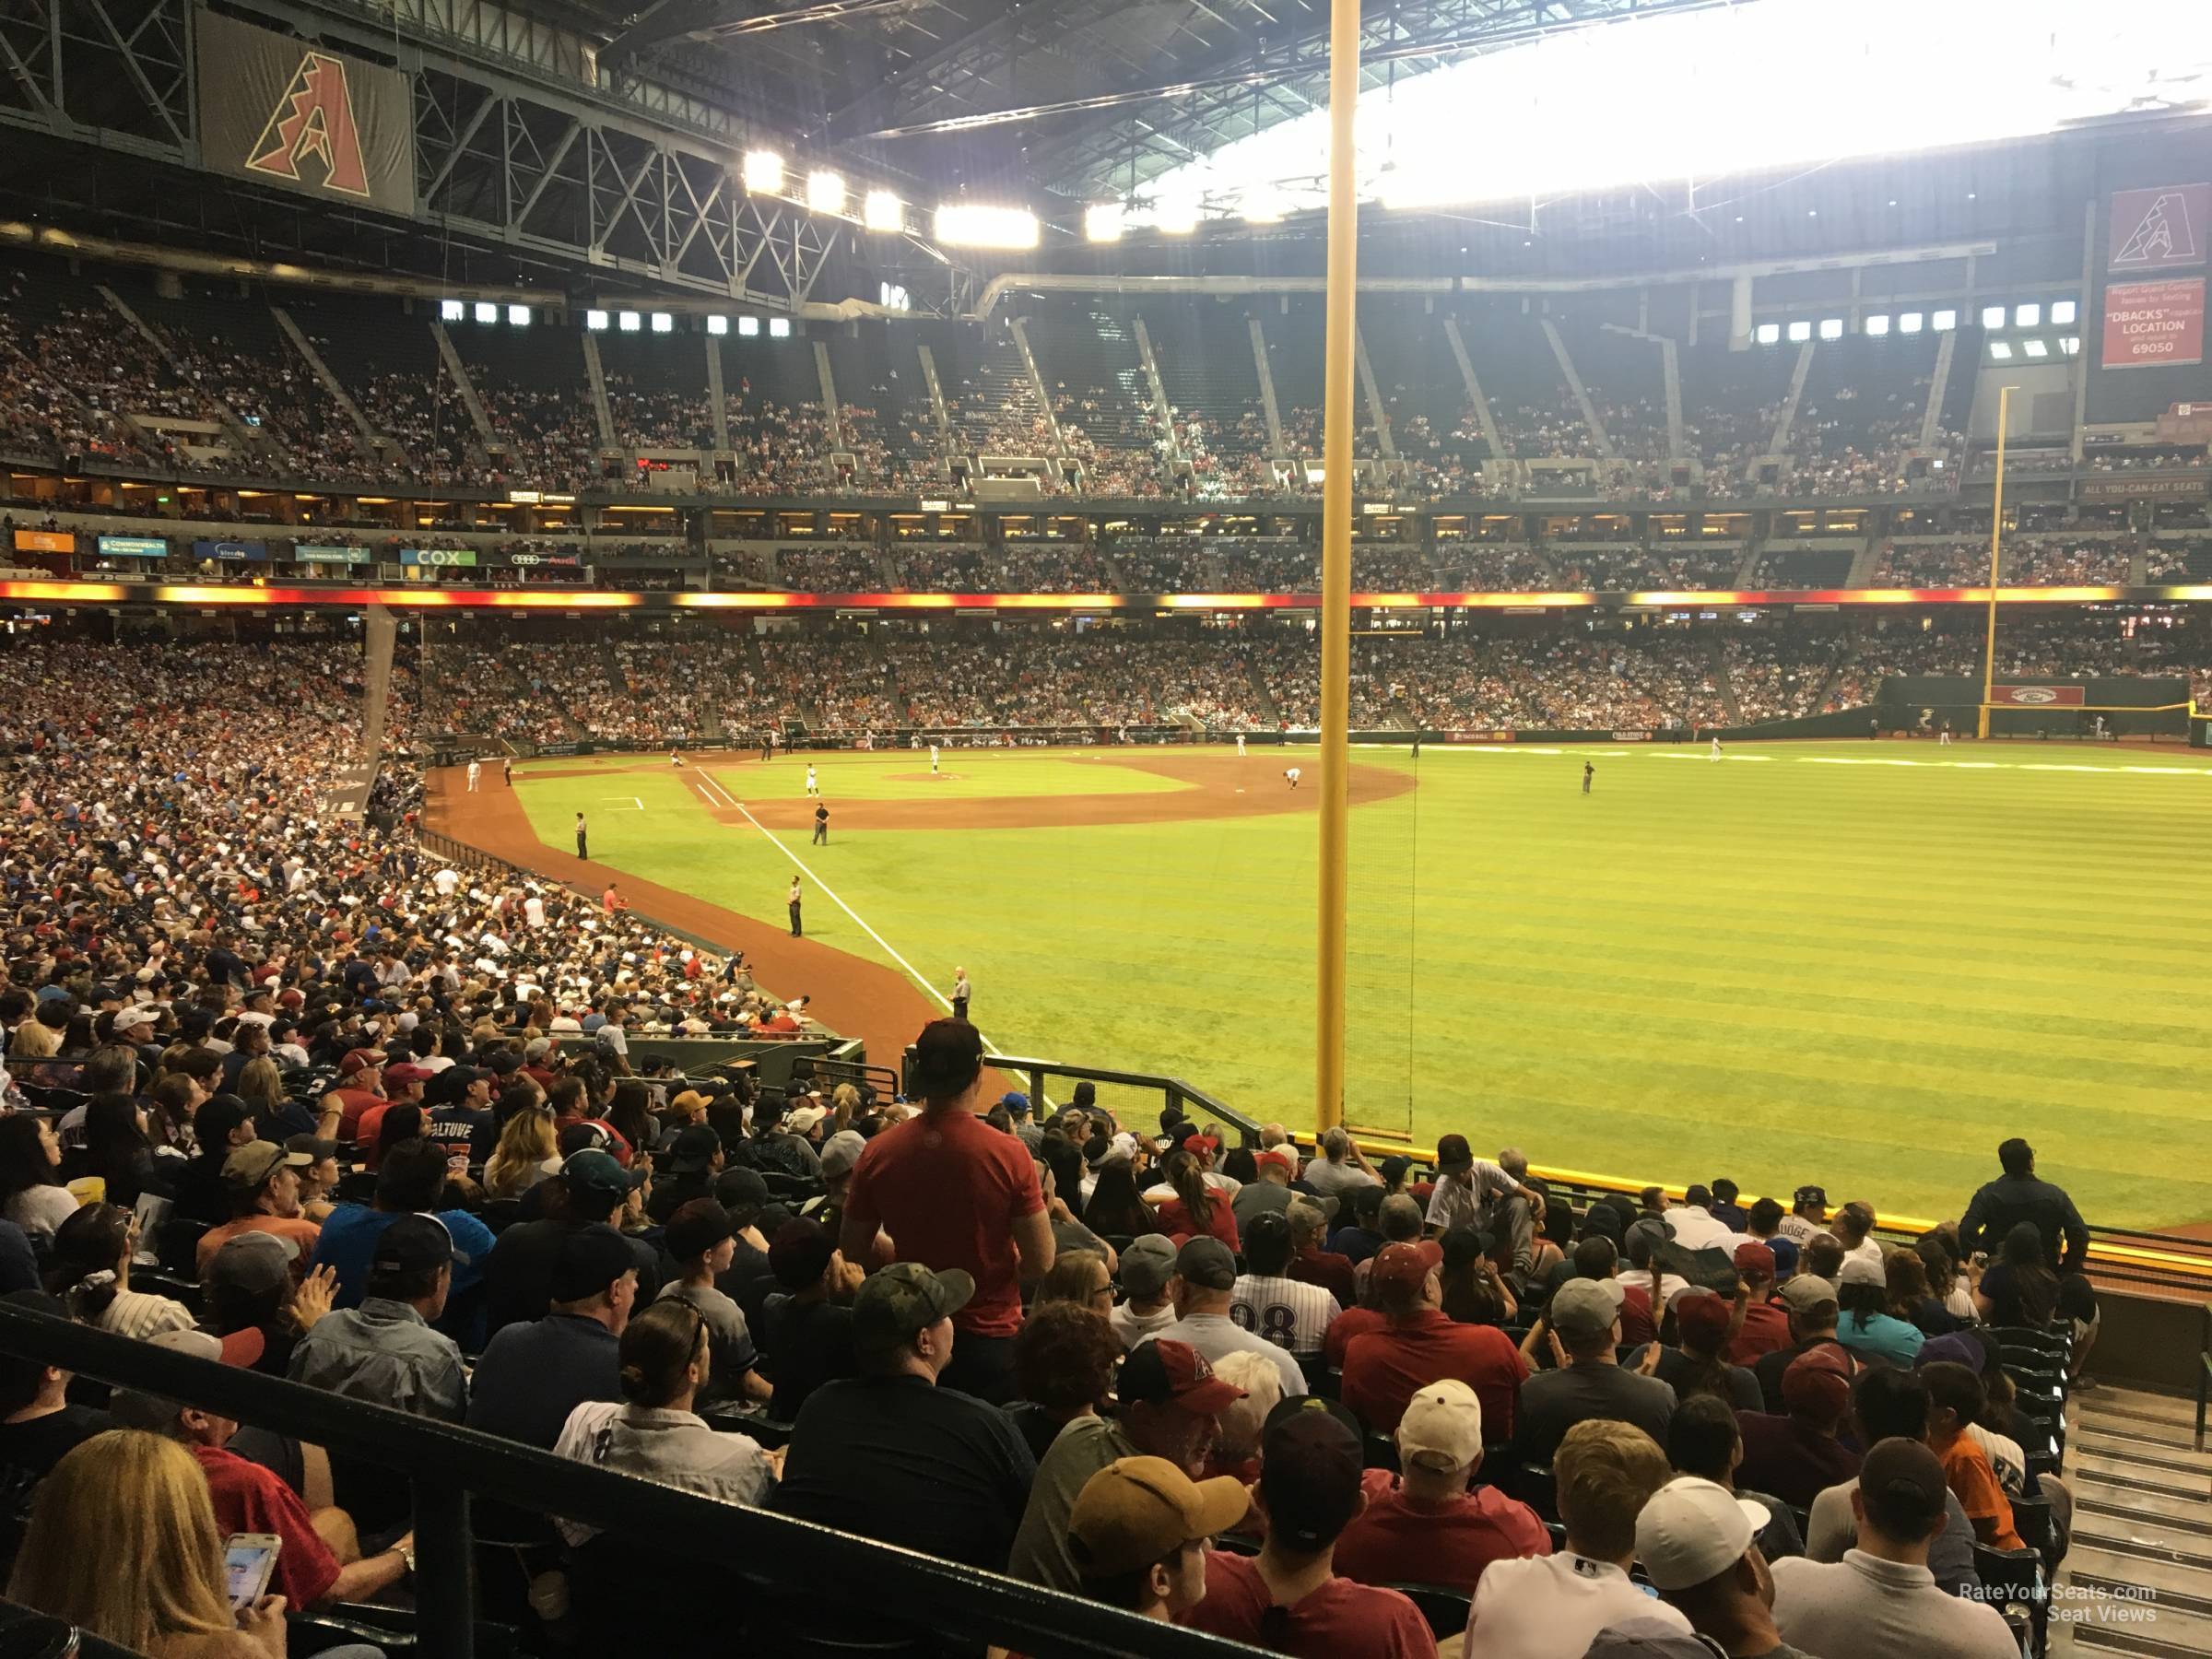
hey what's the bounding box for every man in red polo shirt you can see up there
[1334,1379,1550,1594]
[840,1018,1053,1403]
[323,1048,387,1140]
[1724,1241,1792,1364]
[1341,1242,1528,1441]
[1322,1238,1438,1369]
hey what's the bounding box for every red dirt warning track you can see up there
[424,749,1410,1068]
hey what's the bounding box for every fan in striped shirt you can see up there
[1229,1211,1342,1361]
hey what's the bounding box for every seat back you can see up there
[1380,1583,1472,1641]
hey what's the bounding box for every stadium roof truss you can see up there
[0,0,966,308]
[818,0,1726,199]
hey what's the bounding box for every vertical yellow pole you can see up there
[1315,0,1360,1133]
[1978,383,2013,740]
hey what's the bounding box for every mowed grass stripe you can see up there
[512,742,2212,1228]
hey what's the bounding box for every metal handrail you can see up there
[2197,1303,2210,1452]
[0,1306,1265,1659]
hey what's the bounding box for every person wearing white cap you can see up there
[1333,1378,1548,1598]
[1603,1475,1815,1658]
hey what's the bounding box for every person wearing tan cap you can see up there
[1062,1454,1250,1624]
[194,1141,322,1278]
[1333,1378,1549,1602]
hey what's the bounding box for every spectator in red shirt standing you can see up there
[1334,1380,1551,1603]
[1184,1398,1435,1658]
[1342,1242,1529,1441]
[840,1019,1053,1402]
[1724,1241,1792,1365]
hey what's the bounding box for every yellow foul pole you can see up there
[1977,382,2013,740]
[1315,0,1359,1133]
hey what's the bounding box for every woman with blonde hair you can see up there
[8,1018,58,1060]
[482,1105,559,1199]
[8,1429,287,1656]
[233,1058,287,1128]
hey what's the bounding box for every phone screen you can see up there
[224,1540,277,1609]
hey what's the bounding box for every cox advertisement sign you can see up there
[400,547,477,568]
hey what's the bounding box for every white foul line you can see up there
[724,798,1033,1081]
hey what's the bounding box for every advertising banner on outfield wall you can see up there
[2110,184,2211,272]
[196,8,412,214]
[95,536,167,559]
[10,531,71,554]
[400,548,477,568]
[2102,278,2205,369]
[1990,685,2088,707]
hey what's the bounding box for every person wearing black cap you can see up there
[467,1224,637,1448]
[481,1148,658,1335]
[760,1218,859,1420]
[711,1164,781,1324]
[774,1262,1037,1571]
[170,1095,257,1226]
[645,1123,724,1224]
[656,1198,769,1406]
[423,1065,497,1164]
[288,1214,467,1422]
[1183,1396,1433,1655]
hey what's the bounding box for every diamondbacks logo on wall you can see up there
[245,51,371,196]
[196,9,412,214]
[2109,185,2211,273]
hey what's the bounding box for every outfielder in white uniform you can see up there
[1235,734,1246,757]
[466,759,481,792]
[930,745,940,775]
[1710,737,1723,762]
[805,765,819,796]
[1284,767,1301,788]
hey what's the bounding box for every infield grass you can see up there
[512,742,2212,1229]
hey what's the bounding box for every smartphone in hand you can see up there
[223,1534,281,1613]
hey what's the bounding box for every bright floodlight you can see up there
[507,305,531,326]
[618,310,642,332]
[2052,300,2078,325]
[743,150,784,194]
[707,314,729,336]
[586,309,610,331]
[1754,323,1782,345]
[439,300,465,322]
[769,318,792,338]
[2017,303,2041,327]
[1933,309,1958,332]
[738,316,761,337]
[933,205,1040,249]
[807,171,845,215]
[2061,335,2080,355]
[1818,317,1844,340]
[1899,312,1924,334]
[2023,338,2050,357]
[1084,203,1125,242]
[650,312,674,334]
[473,301,499,324]
[1153,199,1202,235]
[1981,305,2007,329]
[1989,341,2014,359]
[864,191,903,232]
[1786,320,1812,343]
[1865,314,1891,336]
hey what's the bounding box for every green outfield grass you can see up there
[512,742,2212,1229]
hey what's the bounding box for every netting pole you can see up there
[1315,0,1360,1135]
[1978,382,2013,740]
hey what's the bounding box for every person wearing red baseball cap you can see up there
[1342,1240,1527,1441]
[1736,1344,1864,1510]
[1008,1337,1246,1594]
[322,1047,387,1140]
[1726,1241,1792,1364]
[1625,1287,1762,1411]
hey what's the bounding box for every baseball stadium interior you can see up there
[0,0,2210,1654]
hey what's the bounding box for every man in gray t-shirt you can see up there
[1300,1126,1382,1201]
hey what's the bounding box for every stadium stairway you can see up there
[1706,637,1744,726]
[1241,652,1282,727]
[2054,1384,2212,1658]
